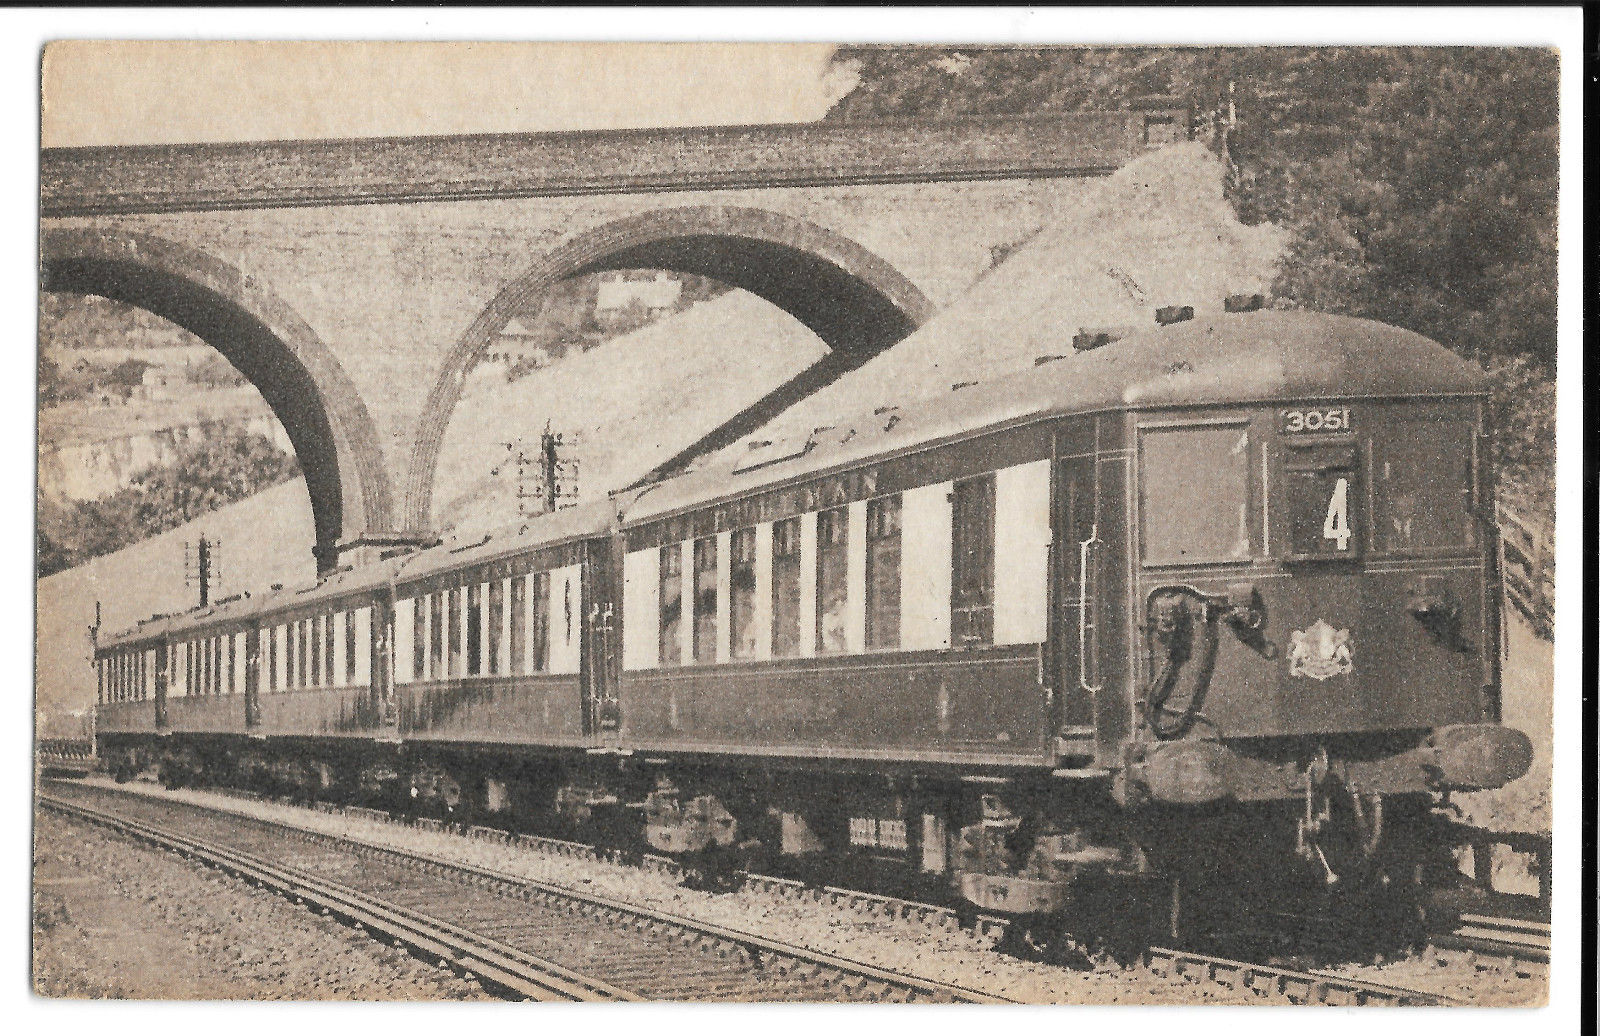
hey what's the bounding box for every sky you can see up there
[41,41,853,147]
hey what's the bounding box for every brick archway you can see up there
[404,205,936,532]
[41,228,395,573]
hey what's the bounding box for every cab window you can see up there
[1373,420,1476,553]
[1140,424,1252,565]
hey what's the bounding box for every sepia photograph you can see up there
[20,8,1581,1017]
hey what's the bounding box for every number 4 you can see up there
[1323,477,1351,550]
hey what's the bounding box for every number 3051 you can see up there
[1281,407,1351,433]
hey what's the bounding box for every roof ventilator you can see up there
[1155,305,1194,326]
[1073,326,1133,352]
[1225,293,1266,313]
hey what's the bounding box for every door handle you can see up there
[1078,528,1102,695]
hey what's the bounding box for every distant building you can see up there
[486,317,546,365]
[595,271,682,319]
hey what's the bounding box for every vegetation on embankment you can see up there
[37,431,300,578]
[826,46,1558,520]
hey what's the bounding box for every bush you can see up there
[36,431,300,577]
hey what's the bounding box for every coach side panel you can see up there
[251,600,385,737]
[616,427,1058,767]
[393,542,592,747]
[94,644,158,734]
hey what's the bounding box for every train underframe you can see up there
[94,724,1517,959]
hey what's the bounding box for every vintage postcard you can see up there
[28,17,1578,1015]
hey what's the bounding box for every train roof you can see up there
[389,496,622,589]
[625,311,1484,524]
[95,496,624,650]
[96,311,1481,648]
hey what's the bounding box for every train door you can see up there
[154,641,169,729]
[582,538,621,740]
[244,627,261,727]
[1053,416,1129,760]
[1049,418,1100,751]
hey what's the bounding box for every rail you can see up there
[38,793,633,1001]
[40,782,1011,1004]
[1433,913,1550,966]
[51,779,1538,1006]
[1144,946,1454,1006]
[36,739,97,776]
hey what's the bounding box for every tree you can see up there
[35,431,300,577]
[825,45,1557,508]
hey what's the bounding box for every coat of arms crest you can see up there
[1288,619,1353,680]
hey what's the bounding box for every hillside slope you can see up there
[35,478,317,715]
[431,290,828,536]
[726,142,1284,452]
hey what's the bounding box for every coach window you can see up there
[414,599,427,681]
[866,495,902,650]
[426,592,443,680]
[1373,419,1476,553]
[300,619,312,688]
[530,571,551,672]
[466,583,484,675]
[816,506,850,654]
[345,609,359,684]
[322,614,336,685]
[1140,424,1251,565]
[771,518,803,657]
[951,474,996,646]
[729,528,759,659]
[509,577,527,674]
[693,537,719,662]
[488,578,505,674]
[447,586,464,678]
[658,546,683,666]
[309,616,322,687]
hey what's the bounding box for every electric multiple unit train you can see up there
[93,310,1531,937]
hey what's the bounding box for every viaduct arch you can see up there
[40,228,395,573]
[403,205,936,532]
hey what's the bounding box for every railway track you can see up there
[1433,912,1551,966]
[736,875,1458,1005]
[38,782,1009,1003]
[43,780,1472,1006]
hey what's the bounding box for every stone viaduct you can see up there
[41,104,1190,573]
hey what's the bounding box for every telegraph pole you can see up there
[197,536,212,606]
[185,535,219,607]
[540,426,560,514]
[497,424,579,519]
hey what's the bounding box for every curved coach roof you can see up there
[98,497,625,650]
[391,496,623,587]
[99,312,1479,647]
[626,311,1485,524]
